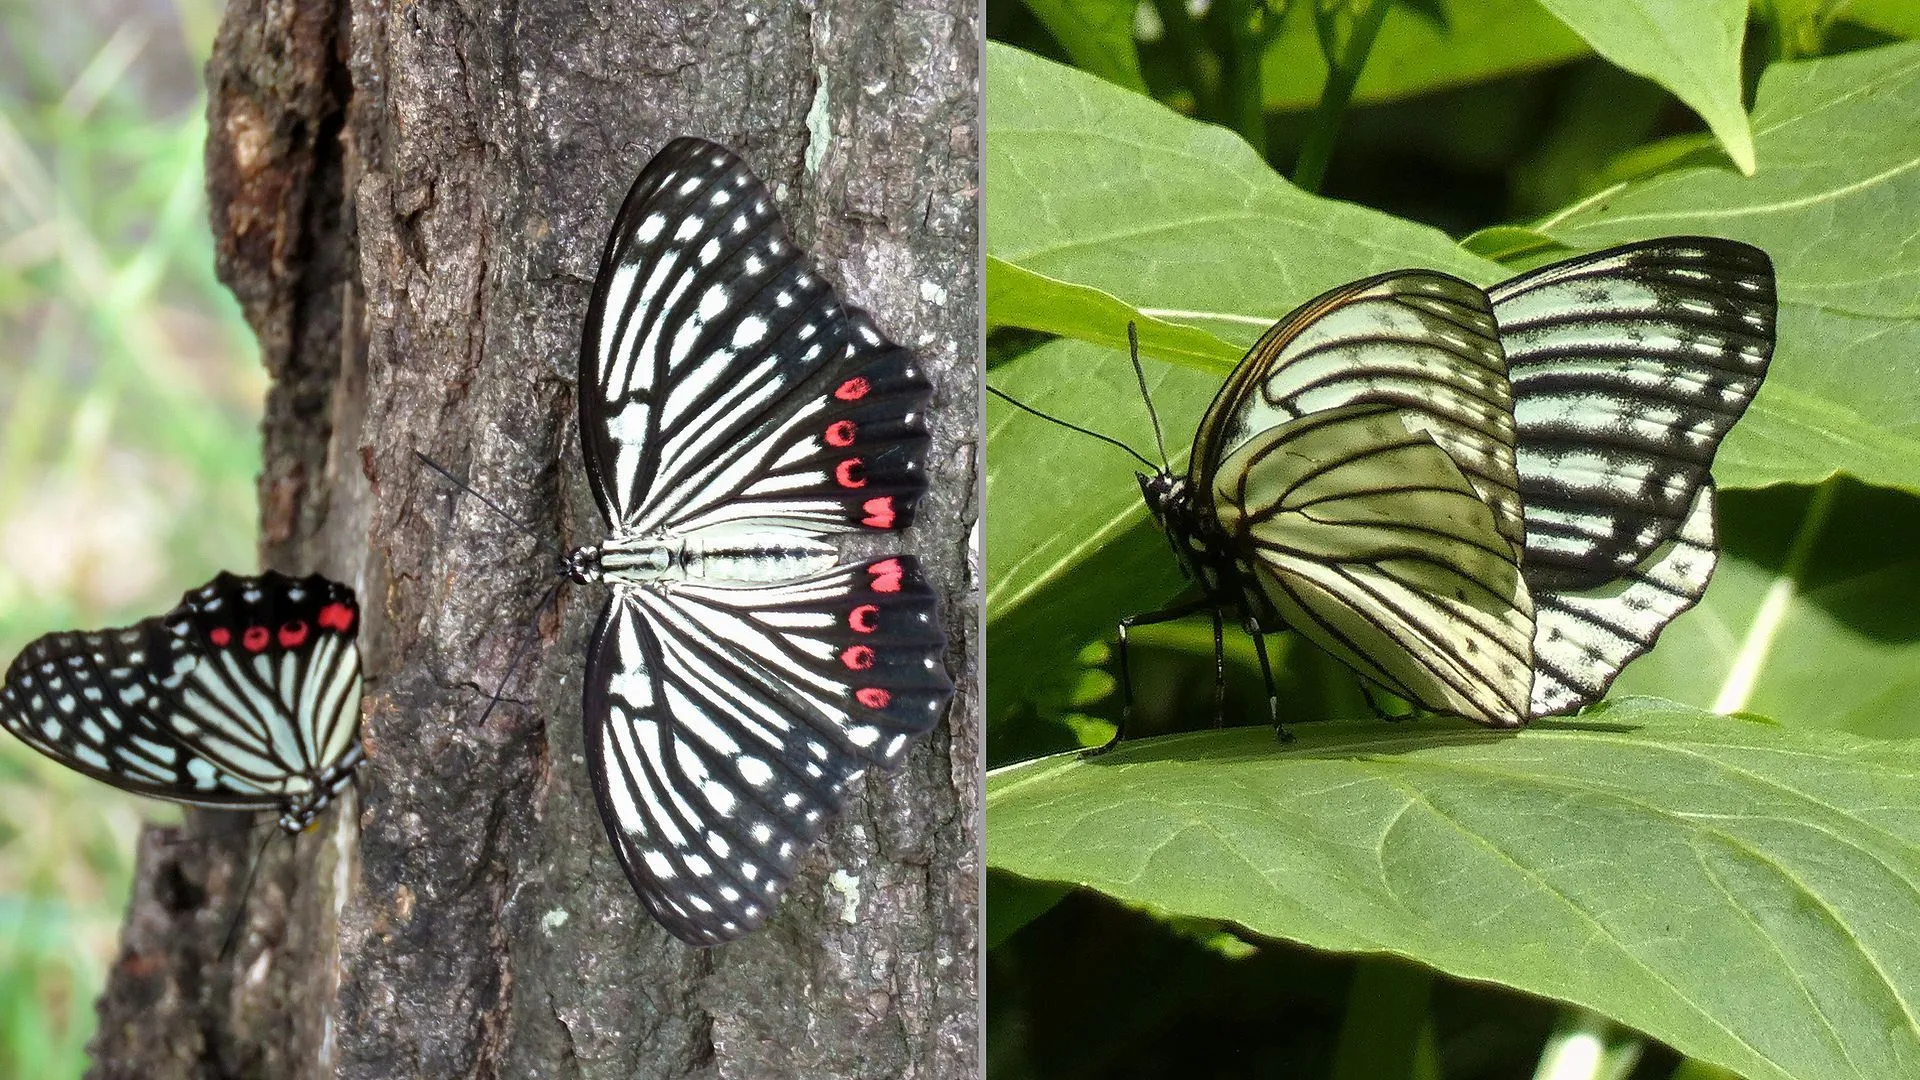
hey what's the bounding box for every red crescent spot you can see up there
[278,620,310,648]
[825,420,856,447]
[834,376,870,401]
[848,604,879,633]
[318,603,356,633]
[834,458,867,489]
[856,687,891,709]
[840,645,875,671]
[209,627,231,648]
[242,626,271,652]
[860,496,895,529]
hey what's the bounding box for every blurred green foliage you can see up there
[0,0,258,1073]
[986,3,1920,1079]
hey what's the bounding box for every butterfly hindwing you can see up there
[1492,237,1775,592]
[1531,483,1718,715]
[583,557,949,944]
[0,571,363,826]
[1216,404,1535,726]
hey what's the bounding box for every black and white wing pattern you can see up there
[584,557,948,943]
[0,571,364,832]
[1193,271,1536,727]
[571,137,952,945]
[1489,238,1776,715]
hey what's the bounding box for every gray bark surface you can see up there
[85,1,980,1077]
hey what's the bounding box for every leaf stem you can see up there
[1217,0,1268,157]
[1151,0,1217,119]
[1331,956,1436,1080]
[1293,0,1392,193]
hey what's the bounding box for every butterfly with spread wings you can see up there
[0,570,364,832]
[1100,237,1773,745]
[557,137,953,945]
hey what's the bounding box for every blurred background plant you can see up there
[0,0,257,1073]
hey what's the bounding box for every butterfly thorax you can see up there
[566,530,839,586]
[1138,471,1277,628]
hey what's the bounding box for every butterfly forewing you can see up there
[1196,271,1527,549]
[573,137,950,944]
[0,571,364,829]
[584,556,948,944]
[1491,237,1775,591]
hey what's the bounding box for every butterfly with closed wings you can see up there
[999,237,1773,748]
[489,137,954,946]
[0,570,364,832]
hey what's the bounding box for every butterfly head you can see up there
[1136,469,1187,522]
[561,545,604,585]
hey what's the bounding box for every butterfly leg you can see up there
[1093,598,1215,756]
[1248,629,1290,744]
[1210,610,1226,727]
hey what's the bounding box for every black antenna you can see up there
[413,451,559,556]
[219,826,278,961]
[1126,322,1171,473]
[986,385,1158,471]
[475,579,565,726]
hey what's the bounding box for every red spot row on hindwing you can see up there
[839,644,876,671]
[835,458,867,489]
[317,603,356,633]
[855,687,892,709]
[278,620,310,648]
[825,419,856,447]
[848,604,879,634]
[834,376,870,402]
[243,626,271,652]
[861,496,895,528]
[868,559,903,593]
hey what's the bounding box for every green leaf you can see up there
[1528,41,1920,495]
[985,257,1241,369]
[987,42,1493,349]
[988,703,1920,1080]
[1532,0,1756,173]
[1260,0,1591,111]
[1021,0,1147,90]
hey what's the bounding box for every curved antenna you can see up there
[1126,322,1172,473]
[413,451,561,557]
[986,385,1158,471]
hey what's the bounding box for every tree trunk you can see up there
[86,1,980,1077]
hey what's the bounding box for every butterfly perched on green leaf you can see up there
[1081,237,1776,747]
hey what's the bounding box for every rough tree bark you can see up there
[86,1,980,1077]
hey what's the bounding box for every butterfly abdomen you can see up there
[597,532,839,584]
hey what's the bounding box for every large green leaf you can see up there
[987,42,1493,332]
[988,703,1920,1080]
[1532,0,1756,173]
[1523,41,1920,494]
